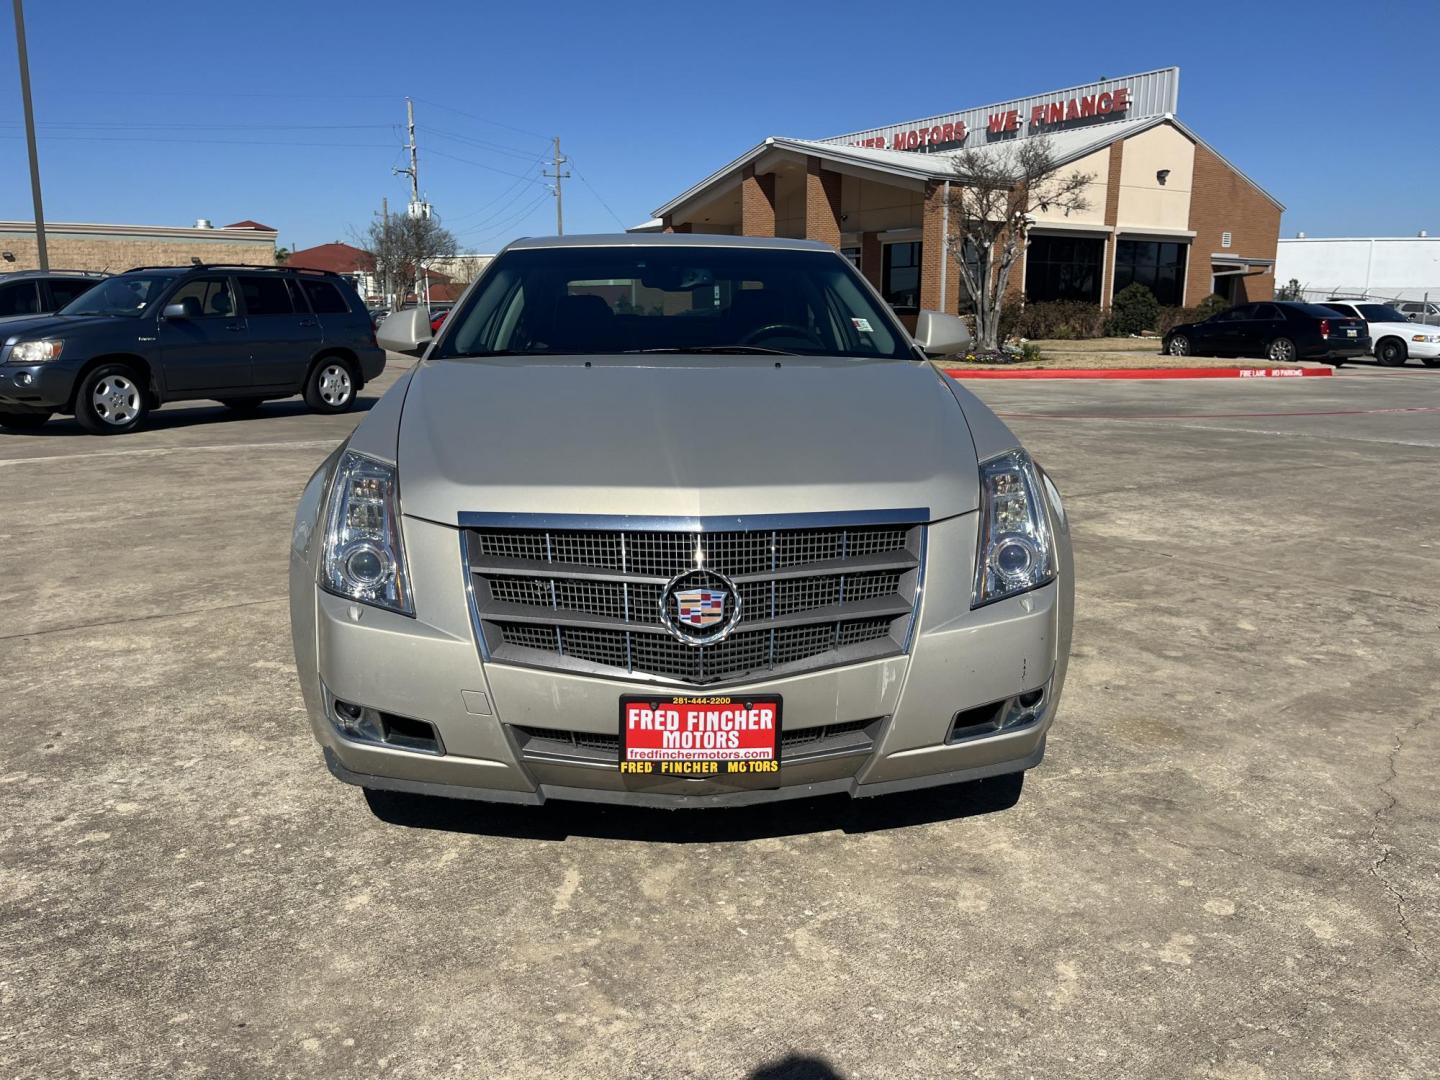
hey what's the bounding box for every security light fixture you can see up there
[190,256,202,265]
[1156,169,1171,185]
[2,251,13,262]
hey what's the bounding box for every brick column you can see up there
[741,164,776,237]
[920,182,956,313]
[803,157,842,249]
[1100,140,1124,306]
[860,231,882,291]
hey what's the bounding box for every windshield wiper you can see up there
[622,345,796,356]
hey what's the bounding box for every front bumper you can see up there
[290,478,1073,809]
[1398,337,1440,360]
[0,360,83,409]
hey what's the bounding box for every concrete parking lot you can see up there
[2,361,1437,1078]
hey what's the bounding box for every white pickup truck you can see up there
[1323,299,1440,367]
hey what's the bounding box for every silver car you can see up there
[290,235,1073,809]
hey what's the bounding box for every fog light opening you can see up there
[378,711,444,755]
[948,685,1050,744]
[335,699,363,723]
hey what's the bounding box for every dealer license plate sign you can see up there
[1346,329,1358,337]
[619,695,782,777]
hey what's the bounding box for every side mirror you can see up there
[162,302,191,320]
[376,306,433,355]
[912,310,972,357]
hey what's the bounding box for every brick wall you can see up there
[1185,144,1282,305]
[0,228,274,274]
[740,166,777,237]
[803,158,841,248]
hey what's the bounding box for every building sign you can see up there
[823,67,1176,155]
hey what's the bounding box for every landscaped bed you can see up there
[935,337,1326,371]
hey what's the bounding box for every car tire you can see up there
[0,408,51,431]
[1166,334,1191,357]
[1267,337,1298,363]
[1375,338,1408,367]
[303,357,358,415]
[75,363,149,435]
[219,398,266,414]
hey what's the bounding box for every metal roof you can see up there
[652,115,1283,220]
[507,233,835,252]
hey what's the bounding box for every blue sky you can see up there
[1,0,1435,252]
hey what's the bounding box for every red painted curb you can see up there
[944,366,1334,380]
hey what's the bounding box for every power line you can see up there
[0,121,393,131]
[457,190,550,242]
[441,160,547,225]
[425,145,548,185]
[417,123,550,163]
[409,97,550,142]
[567,156,629,231]
[0,133,396,148]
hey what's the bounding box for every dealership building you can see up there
[646,68,1283,321]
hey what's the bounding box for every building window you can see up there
[1113,240,1188,306]
[882,241,921,311]
[1025,235,1103,303]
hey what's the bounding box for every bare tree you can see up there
[945,138,1094,350]
[355,212,458,308]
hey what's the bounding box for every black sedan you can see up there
[1163,302,1369,364]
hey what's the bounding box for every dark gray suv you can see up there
[0,269,108,319]
[0,264,385,434]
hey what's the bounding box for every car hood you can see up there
[1366,321,1420,336]
[397,355,981,525]
[0,313,121,343]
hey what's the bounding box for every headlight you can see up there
[320,450,414,616]
[972,449,1057,608]
[10,338,63,364]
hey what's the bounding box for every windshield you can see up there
[1356,304,1407,322]
[59,274,173,317]
[435,246,913,360]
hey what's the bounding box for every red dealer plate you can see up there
[619,695,782,778]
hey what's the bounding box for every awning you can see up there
[1211,254,1275,277]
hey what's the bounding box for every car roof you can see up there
[504,232,837,253]
[0,269,109,280]
[118,263,341,276]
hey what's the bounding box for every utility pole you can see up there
[12,0,47,270]
[394,97,420,206]
[392,98,425,306]
[543,136,570,236]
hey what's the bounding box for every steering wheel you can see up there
[739,322,825,349]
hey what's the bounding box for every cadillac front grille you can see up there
[461,516,927,687]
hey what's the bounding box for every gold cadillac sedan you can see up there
[289,234,1073,809]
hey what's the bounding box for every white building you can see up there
[1274,234,1440,304]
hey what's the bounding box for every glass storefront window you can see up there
[882,241,920,311]
[1114,240,1188,306]
[1024,235,1104,303]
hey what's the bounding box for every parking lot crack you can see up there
[1368,708,1434,966]
[0,596,287,642]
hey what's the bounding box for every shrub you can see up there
[1106,283,1160,336]
[1194,292,1229,320]
[1157,306,1195,335]
[1009,300,1107,341]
